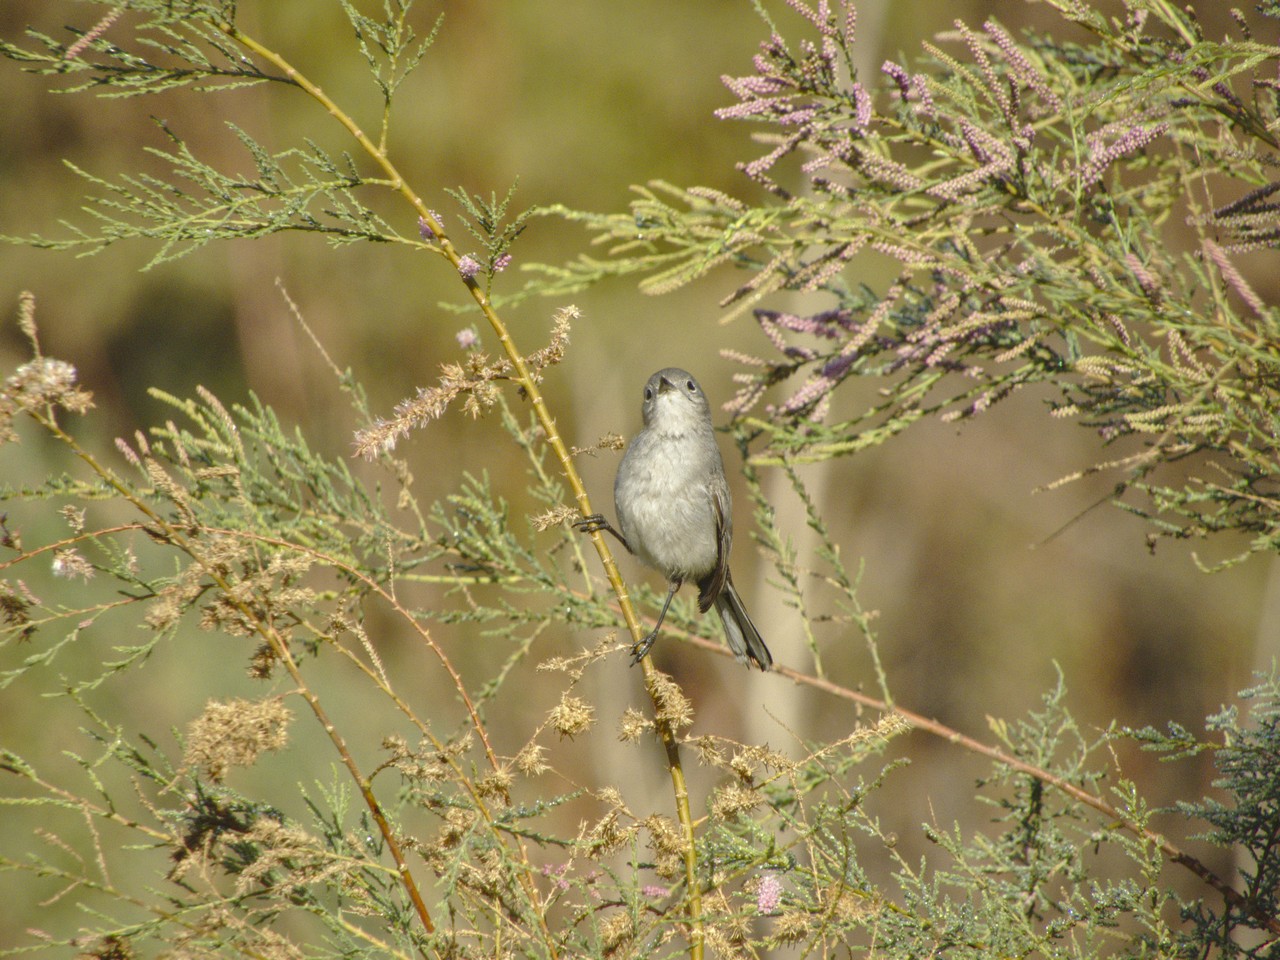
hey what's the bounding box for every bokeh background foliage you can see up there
[1,1,1279,958]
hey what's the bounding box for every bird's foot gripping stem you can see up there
[573,513,629,551]
[573,513,609,533]
[629,630,659,665]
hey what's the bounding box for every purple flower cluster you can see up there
[1203,239,1266,317]
[741,292,902,422]
[716,7,1089,210]
[1124,252,1161,302]
[756,873,783,914]
[703,0,1278,551]
[709,0,1269,502]
[456,255,482,279]
[1077,121,1168,188]
[417,210,443,241]
[541,862,570,891]
[716,2,862,193]
[1205,180,1280,253]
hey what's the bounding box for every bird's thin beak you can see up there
[657,376,675,394]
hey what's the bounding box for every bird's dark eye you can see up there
[644,388,653,401]
[685,380,696,392]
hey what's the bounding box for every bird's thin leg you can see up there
[631,578,681,665]
[573,513,630,552]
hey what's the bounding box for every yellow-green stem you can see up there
[221,17,704,958]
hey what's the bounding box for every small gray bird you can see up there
[576,368,773,670]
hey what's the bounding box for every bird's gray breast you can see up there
[614,428,720,580]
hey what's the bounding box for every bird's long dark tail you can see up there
[713,575,772,671]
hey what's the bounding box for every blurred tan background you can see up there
[2,0,1277,947]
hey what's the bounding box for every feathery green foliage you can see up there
[535,0,1280,563]
[2,2,1280,959]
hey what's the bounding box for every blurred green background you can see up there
[2,0,1277,948]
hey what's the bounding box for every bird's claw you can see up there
[629,631,658,665]
[573,513,609,533]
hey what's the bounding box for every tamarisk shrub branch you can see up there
[6,2,1280,959]
[533,0,1280,564]
[3,1,706,956]
[225,34,703,930]
[731,454,1280,939]
[0,292,700,959]
[234,10,710,949]
[349,309,707,957]
[242,2,711,953]
[4,329,446,940]
[4,301,1280,954]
